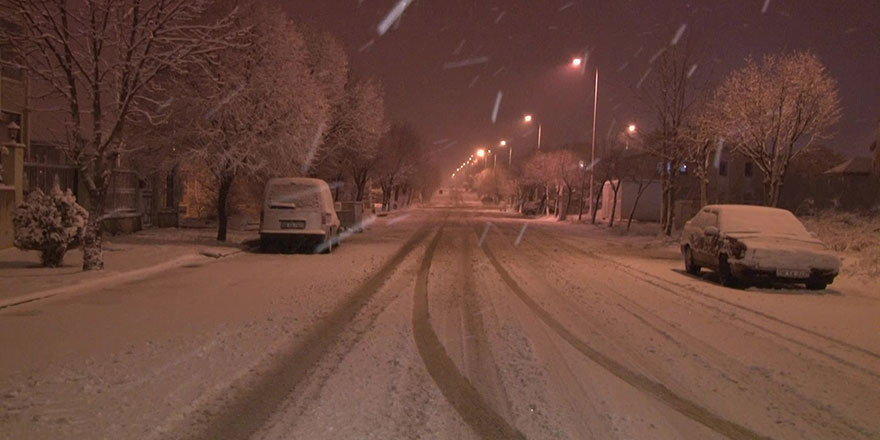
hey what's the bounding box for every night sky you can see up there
[284,0,880,172]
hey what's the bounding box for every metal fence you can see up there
[106,169,138,213]
[24,163,78,196]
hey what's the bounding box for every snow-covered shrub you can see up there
[802,211,880,277]
[13,186,88,267]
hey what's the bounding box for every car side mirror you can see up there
[704,226,720,237]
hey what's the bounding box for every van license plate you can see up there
[777,269,809,279]
[280,220,305,229]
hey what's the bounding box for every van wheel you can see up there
[805,281,827,290]
[259,236,271,253]
[316,232,332,254]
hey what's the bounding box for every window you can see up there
[744,162,754,177]
[718,160,728,177]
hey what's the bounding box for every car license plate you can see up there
[280,220,305,229]
[777,269,809,279]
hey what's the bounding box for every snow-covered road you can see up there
[2,192,879,439]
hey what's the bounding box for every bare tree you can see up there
[680,113,719,207]
[590,144,624,225]
[713,51,841,207]
[620,152,659,231]
[544,150,581,221]
[376,122,420,210]
[1,0,236,269]
[168,1,329,241]
[521,153,555,216]
[639,42,704,235]
[327,76,385,201]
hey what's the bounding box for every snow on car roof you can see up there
[707,205,811,237]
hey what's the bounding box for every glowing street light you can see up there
[476,148,486,158]
[523,114,542,150]
[627,123,637,134]
[571,57,583,67]
[498,140,512,167]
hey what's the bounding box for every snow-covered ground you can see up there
[1,191,878,439]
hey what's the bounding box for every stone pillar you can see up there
[0,141,26,248]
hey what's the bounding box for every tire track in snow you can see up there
[531,227,880,380]
[455,221,515,421]
[175,223,433,440]
[476,225,771,440]
[491,220,878,438]
[412,225,527,440]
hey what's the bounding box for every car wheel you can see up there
[684,247,701,275]
[805,281,827,290]
[317,232,332,254]
[260,236,273,253]
[718,255,738,288]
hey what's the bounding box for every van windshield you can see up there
[267,182,320,209]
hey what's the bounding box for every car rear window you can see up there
[266,182,320,208]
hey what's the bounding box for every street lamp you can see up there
[499,140,512,167]
[625,123,637,150]
[576,57,599,220]
[567,56,599,221]
[523,114,542,150]
[1,121,23,185]
[476,148,485,158]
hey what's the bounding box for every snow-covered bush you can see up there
[802,211,880,277]
[13,186,88,267]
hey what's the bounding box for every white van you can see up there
[259,177,341,253]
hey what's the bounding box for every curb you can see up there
[0,250,239,311]
[199,247,245,259]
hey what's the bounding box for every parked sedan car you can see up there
[680,205,840,290]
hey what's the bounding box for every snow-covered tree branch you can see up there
[1,0,238,270]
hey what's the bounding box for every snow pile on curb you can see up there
[802,212,880,277]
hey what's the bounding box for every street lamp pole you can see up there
[537,123,542,150]
[588,68,598,217]
[524,115,541,150]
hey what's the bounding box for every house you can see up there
[822,157,879,211]
[595,179,661,224]
[595,149,764,227]
[593,151,662,224]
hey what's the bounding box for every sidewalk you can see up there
[0,227,257,307]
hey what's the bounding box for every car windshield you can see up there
[267,182,320,208]
[720,209,811,237]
